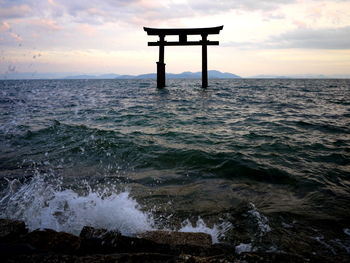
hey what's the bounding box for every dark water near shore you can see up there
[1,79,350,256]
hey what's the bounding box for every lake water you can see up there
[0,79,349,256]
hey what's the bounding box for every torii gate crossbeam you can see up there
[144,26,223,88]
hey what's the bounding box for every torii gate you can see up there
[144,26,223,88]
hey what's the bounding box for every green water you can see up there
[0,79,349,257]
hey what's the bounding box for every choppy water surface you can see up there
[1,79,350,256]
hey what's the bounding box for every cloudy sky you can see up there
[1,0,350,77]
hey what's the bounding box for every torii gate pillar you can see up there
[144,26,223,88]
[157,35,166,88]
[202,34,208,88]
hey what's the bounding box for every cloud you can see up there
[77,24,97,36]
[0,0,141,23]
[0,0,298,27]
[48,0,141,23]
[0,21,10,32]
[189,0,296,13]
[2,0,350,51]
[223,26,350,50]
[47,0,56,6]
[9,32,22,42]
[128,0,297,25]
[0,21,22,43]
[267,26,350,49]
[0,3,32,18]
[28,18,62,31]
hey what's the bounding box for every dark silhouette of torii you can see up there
[144,26,223,88]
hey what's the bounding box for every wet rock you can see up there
[89,253,176,263]
[4,254,78,263]
[0,243,36,256]
[0,219,27,242]
[170,243,234,258]
[80,226,121,241]
[79,227,230,257]
[79,226,122,253]
[139,231,212,247]
[176,254,236,263]
[4,253,176,263]
[139,231,236,258]
[79,226,172,254]
[238,252,316,263]
[24,229,81,253]
[4,219,345,262]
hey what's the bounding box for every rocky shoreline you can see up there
[0,218,348,262]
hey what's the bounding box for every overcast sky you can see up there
[1,0,350,77]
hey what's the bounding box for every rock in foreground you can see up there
[0,219,27,242]
[139,230,212,246]
[1,219,346,262]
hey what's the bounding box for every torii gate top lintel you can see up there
[143,26,223,36]
[144,25,223,88]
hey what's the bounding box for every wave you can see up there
[1,121,298,184]
[294,120,349,134]
[0,174,154,236]
[0,173,231,243]
[3,119,347,196]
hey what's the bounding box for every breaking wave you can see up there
[0,173,231,243]
[0,174,154,236]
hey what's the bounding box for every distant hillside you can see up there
[64,70,240,79]
[0,71,240,80]
[64,73,121,79]
[249,74,350,79]
[2,72,350,80]
[118,70,240,79]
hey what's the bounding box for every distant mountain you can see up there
[207,70,241,79]
[60,70,241,79]
[0,72,73,79]
[64,75,99,79]
[249,74,350,79]
[1,71,239,80]
[118,70,241,79]
[2,72,349,80]
[65,73,121,79]
[0,72,122,79]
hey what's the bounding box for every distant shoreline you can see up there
[1,70,350,80]
[1,77,350,80]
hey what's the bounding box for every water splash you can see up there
[0,173,232,242]
[235,243,254,254]
[179,217,232,243]
[248,202,271,236]
[0,174,154,236]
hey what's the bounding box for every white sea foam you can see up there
[179,218,232,243]
[344,228,350,236]
[0,174,232,242]
[248,202,271,236]
[235,243,254,254]
[0,175,154,236]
